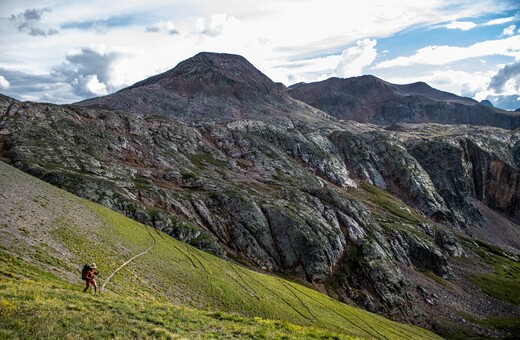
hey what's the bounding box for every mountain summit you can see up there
[79,52,319,123]
[127,52,283,96]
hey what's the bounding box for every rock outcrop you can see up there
[329,124,520,228]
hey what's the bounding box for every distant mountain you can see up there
[78,52,325,123]
[480,99,494,107]
[288,76,520,129]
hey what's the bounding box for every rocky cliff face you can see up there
[1,53,519,336]
[330,124,520,228]
[288,76,520,129]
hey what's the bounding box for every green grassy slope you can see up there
[0,254,355,339]
[0,161,440,339]
[462,239,520,305]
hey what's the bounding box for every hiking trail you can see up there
[101,226,156,292]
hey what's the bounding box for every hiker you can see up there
[82,263,99,293]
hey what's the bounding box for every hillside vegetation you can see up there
[0,161,440,339]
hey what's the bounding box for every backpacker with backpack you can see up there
[81,264,91,281]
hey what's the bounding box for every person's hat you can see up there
[90,263,97,269]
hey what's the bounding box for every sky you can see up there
[1,0,519,110]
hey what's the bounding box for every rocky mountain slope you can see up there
[288,76,520,129]
[1,161,441,339]
[1,53,520,338]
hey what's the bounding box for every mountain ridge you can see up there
[288,75,520,129]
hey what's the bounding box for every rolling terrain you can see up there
[0,161,440,339]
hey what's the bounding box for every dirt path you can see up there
[101,226,156,292]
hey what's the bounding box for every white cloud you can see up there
[1,0,519,103]
[195,14,238,37]
[374,35,520,68]
[146,21,178,35]
[0,76,10,90]
[76,74,107,96]
[445,21,477,30]
[273,54,343,85]
[485,61,520,110]
[335,39,377,77]
[489,60,520,94]
[443,17,518,33]
[195,17,206,33]
[53,45,126,97]
[8,7,59,37]
[484,94,520,110]
[502,24,516,36]
[483,16,515,26]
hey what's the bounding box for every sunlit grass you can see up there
[0,266,354,339]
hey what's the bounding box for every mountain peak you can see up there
[78,52,320,123]
[126,52,281,96]
[178,52,254,79]
[181,51,250,68]
[480,99,494,107]
[194,51,245,60]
